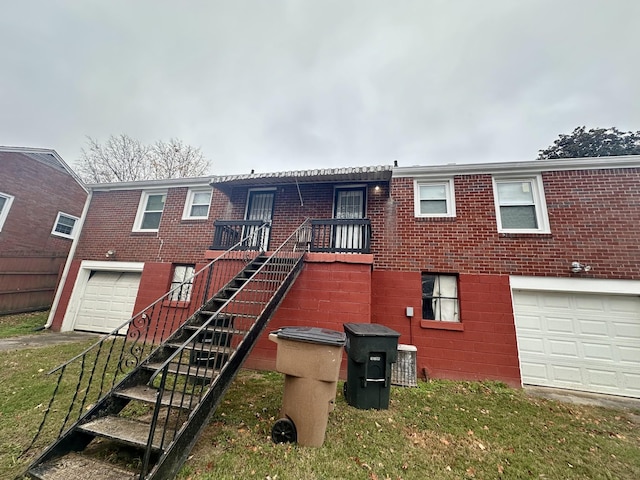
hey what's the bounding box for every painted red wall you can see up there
[243,255,373,377]
[371,270,521,387]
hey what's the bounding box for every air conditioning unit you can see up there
[391,344,417,387]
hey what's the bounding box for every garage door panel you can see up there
[546,317,575,334]
[587,369,619,389]
[517,337,545,354]
[540,295,571,309]
[549,365,583,385]
[619,345,640,364]
[514,288,640,399]
[74,271,141,334]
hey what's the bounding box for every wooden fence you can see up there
[0,254,67,315]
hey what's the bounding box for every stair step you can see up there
[28,453,136,480]
[115,385,195,409]
[78,416,175,451]
[166,342,234,354]
[183,325,249,335]
[145,361,221,380]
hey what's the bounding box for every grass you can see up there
[0,310,49,338]
[1,319,638,479]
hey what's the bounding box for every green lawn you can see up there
[1,320,638,479]
[0,310,49,338]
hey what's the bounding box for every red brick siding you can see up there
[375,170,640,278]
[0,152,86,255]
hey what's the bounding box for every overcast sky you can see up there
[1,1,639,175]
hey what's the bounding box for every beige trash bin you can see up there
[269,327,346,447]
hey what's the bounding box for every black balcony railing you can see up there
[309,218,371,254]
[211,218,372,254]
[211,220,269,251]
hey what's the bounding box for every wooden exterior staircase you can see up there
[20,221,309,480]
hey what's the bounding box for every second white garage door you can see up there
[74,271,142,334]
[513,289,640,398]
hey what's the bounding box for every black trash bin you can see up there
[343,323,400,409]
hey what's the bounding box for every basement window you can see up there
[422,273,460,322]
[169,264,195,302]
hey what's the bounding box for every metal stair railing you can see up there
[22,222,271,458]
[141,219,309,479]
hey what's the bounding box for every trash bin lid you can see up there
[274,326,346,346]
[343,323,401,337]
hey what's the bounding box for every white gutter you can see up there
[392,155,640,178]
[45,189,93,329]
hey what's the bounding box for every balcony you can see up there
[210,219,371,254]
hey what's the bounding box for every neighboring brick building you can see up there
[0,147,87,314]
[49,157,640,398]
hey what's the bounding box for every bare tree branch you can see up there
[76,134,210,183]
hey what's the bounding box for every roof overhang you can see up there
[210,165,393,195]
[393,155,640,178]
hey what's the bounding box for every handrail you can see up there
[149,219,307,383]
[47,225,268,376]
[24,223,271,457]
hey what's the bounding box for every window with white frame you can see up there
[414,179,456,217]
[169,264,195,301]
[133,191,166,231]
[0,192,15,232]
[182,188,212,220]
[493,175,550,233]
[422,273,460,322]
[51,212,79,239]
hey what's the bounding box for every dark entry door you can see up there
[245,190,275,250]
[333,187,366,251]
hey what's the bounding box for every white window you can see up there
[0,192,14,232]
[133,191,166,232]
[169,264,195,301]
[51,212,79,239]
[493,175,550,233]
[182,188,212,220]
[414,179,456,217]
[422,273,460,322]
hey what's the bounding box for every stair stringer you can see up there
[145,254,305,479]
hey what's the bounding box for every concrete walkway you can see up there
[0,330,100,352]
[525,385,640,414]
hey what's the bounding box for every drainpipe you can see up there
[44,189,93,329]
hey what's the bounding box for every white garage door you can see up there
[513,290,640,398]
[74,271,142,334]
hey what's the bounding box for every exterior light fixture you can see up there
[105,250,116,258]
[570,261,591,273]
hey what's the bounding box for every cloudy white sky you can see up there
[1,1,639,175]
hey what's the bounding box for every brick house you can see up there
[49,156,640,398]
[0,147,87,314]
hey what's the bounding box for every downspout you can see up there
[44,189,93,329]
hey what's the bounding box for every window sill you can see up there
[414,216,456,222]
[498,232,552,239]
[162,300,190,309]
[420,320,464,331]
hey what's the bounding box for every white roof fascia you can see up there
[393,155,640,178]
[89,176,214,192]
